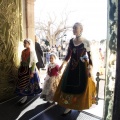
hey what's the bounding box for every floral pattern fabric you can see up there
[41,63,60,101]
[42,76,60,101]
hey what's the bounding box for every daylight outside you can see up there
[34,0,107,119]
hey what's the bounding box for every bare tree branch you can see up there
[35,12,72,46]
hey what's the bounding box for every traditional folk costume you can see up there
[15,47,42,96]
[54,39,96,110]
[41,63,60,101]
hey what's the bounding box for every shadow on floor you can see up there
[34,105,80,120]
[18,102,54,120]
[0,96,102,120]
[0,95,51,120]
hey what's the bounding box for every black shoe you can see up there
[47,101,55,104]
[61,110,71,116]
[43,98,47,101]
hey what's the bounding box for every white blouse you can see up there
[29,50,38,68]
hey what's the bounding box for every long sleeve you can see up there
[83,39,93,66]
[86,42,93,66]
[87,51,93,66]
[31,62,35,72]
[64,40,72,61]
[29,50,38,72]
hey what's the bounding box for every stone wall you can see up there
[26,0,35,41]
[112,0,120,120]
[103,0,118,119]
[0,0,22,102]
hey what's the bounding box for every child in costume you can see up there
[40,53,60,103]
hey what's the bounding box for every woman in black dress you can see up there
[54,23,96,115]
[35,36,44,71]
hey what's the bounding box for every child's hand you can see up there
[59,63,64,71]
[44,75,50,81]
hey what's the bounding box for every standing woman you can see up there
[54,22,96,115]
[35,35,45,71]
[15,38,42,104]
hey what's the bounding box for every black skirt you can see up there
[61,60,88,94]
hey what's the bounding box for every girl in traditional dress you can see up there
[40,53,60,103]
[15,38,42,104]
[54,22,96,115]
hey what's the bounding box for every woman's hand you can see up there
[59,64,63,71]
[88,68,91,77]
[59,61,67,73]
[87,65,92,77]
[30,73,34,78]
[81,59,85,62]
[59,65,63,74]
